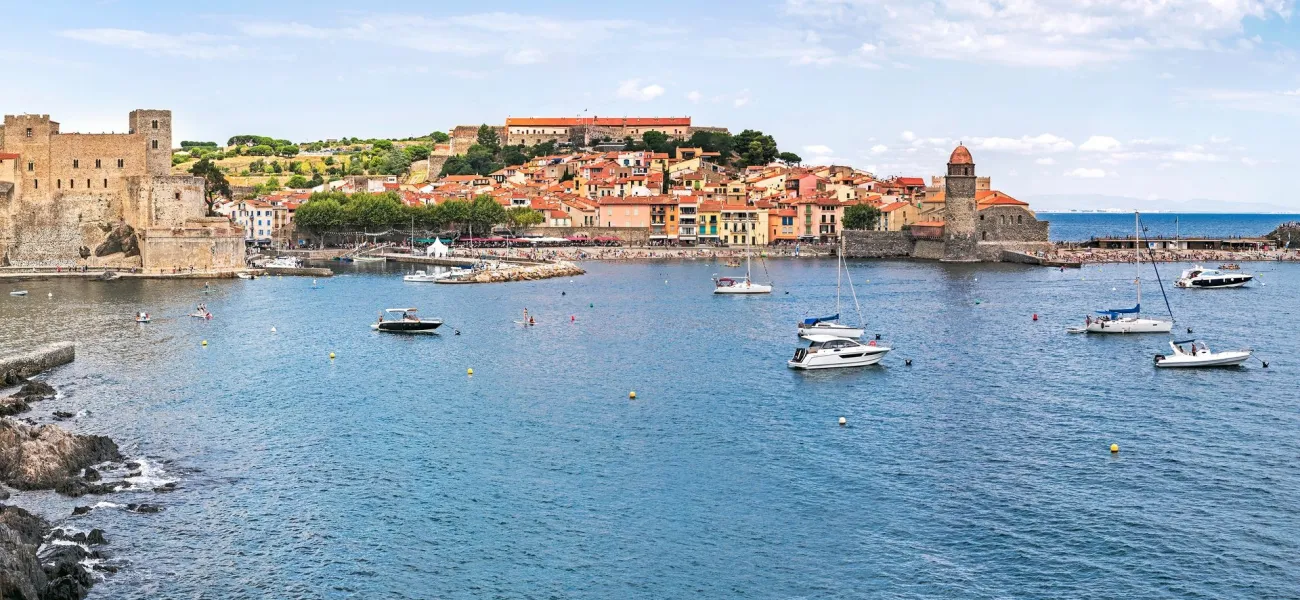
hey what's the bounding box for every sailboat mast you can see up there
[836,234,846,317]
[1135,212,1142,316]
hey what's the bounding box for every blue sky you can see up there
[9,0,1300,210]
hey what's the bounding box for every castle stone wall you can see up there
[842,230,914,258]
[977,206,1049,242]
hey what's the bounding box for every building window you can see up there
[151,140,159,150]
[103,179,108,188]
[27,162,33,172]
[95,159,102,168]
[57,179,61,189]
[86,179,90,188]
[152,120,159,129]
[73,159,79,169]
[25,128,32,137]
[33,179,37,189]
[117,159,124,168]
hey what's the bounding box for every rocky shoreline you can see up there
[441,261,586,284]
[0,372,147,599]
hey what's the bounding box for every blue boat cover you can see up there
[1172,339,1197,345]
[802,314,839,325]
[1096,304,1139,316]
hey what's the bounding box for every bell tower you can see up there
[942,143,978,261]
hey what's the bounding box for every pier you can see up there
[0,342,75,384]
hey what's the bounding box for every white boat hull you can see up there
[1086,318,1173,333]
[798,323,864,339]
[1176,276,1252,289]
[714,282,772,294]
[788,346,890,369]
[1155,351,1251,368]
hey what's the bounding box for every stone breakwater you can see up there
[443,261,585,284]
[0,348,152,599]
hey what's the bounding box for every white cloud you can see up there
[969,133,1074,154]
[804,145,834,155]
[859,42,877,53]
[1283,88,1300,96]
[503,49,544,65]
[733,90,752,107]
[616,79,665,101]
[1079,136,1123,152]
[1242,157,1259,166]
[783,0,1291,68]
[1158,72,1175,79]
[900,131,916,142]
[1065,167,1107,178]
[1035,157,1056,165]
[871,144,889,154]
[59,28,246,59]
[1209,135,1232,143]
[686,90,702,103]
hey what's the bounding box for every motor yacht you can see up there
[372,308,442,333]
[788,335,890,370]
[1154,339,1252,368]
[1176,266,1252,289]
[264,256,302,269]
[403,269,451,283]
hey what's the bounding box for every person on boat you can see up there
[529,316,535,326]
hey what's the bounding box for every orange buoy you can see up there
[1032,313,1038,321]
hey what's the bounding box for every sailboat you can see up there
[1078,212,1173,334]
[713,232,771,294]
[798,235,865,338]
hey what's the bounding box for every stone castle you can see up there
[942,144,979,261]
[449,116,728,154]
[0,110,244,271]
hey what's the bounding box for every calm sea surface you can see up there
[1042,212,1300,242]
[2,258,1298,599]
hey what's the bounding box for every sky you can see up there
[6,0,1300,211]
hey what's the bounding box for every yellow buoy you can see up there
[629,391,637,399]
[838,417,847,426]
[467,368,473,375]
[1110,443,1119,453]
[329,352,336,359]
[201,340,207,346]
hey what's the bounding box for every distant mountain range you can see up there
[1026,194,1299,214]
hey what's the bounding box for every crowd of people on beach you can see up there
[1048,248,1298,264]
[449,245,831,262]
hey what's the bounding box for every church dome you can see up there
[949,145,973,165]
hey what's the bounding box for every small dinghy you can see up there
[135,312,150,323]
[9,290,28,296]
[1154,339,1252,368]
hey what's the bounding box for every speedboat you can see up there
[403,269,451,282]
[9,290,27,296]
[352,256,385,263]
[788,335,890,370]
[713,276,772,294]
[1154,339,1252,368]
[1176,266,1252,289]
[798,315,864,339]
[372,308,442,333]
[236,272,253,280]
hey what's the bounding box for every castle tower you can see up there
[129,109,172,176]
[942,144,978,261]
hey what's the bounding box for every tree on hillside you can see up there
[380,147,412,175]
[343,192,405,232]
[499,145,527,168]
[276,145,299,158]
[404,145,431,161]
[476,124,501,153]
[843,204,882,231]
[687,130,735,157]
[469,194,507,232]
[506,206,544,230]
[373,140,394,151]
[528,140,557,158]
[285,174,311,189]
[248,145,274,157]
[778,152,802,165]
[642,131,670,153]
[429,131,450,144]
[734,130,779,167]
[189,158,230,217]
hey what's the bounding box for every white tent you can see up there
[426,239,449,258]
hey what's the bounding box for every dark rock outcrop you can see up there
[93,223,138,258]
[0,380,58,417]
[0,420,122,492]
[125,504,161,514]
[51,413,73,422]
[0,504,101,599]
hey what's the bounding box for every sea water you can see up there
[1043,212,1300,242]
[2,259,1298,598]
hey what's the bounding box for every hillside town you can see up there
[208,115,1050,251]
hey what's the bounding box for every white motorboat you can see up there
[1079,212,1173,334]
[403,269,451,283]
[1154,339,1252,368]
[714,237,771,294]
[135,312,150,323]
[264,256,302,268]
[788,335,890,370]
[798,235,867,339]
[352,256,385,263]
[9,290,27,297]
[236,272,253,280]
[1175,266,1252,289]
[372,308,442,333]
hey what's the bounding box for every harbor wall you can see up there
[976,241,1054,262]
[519,226,649,245]
[841,231,914,258]
[912,239,945,260]
[0,342,74,383]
